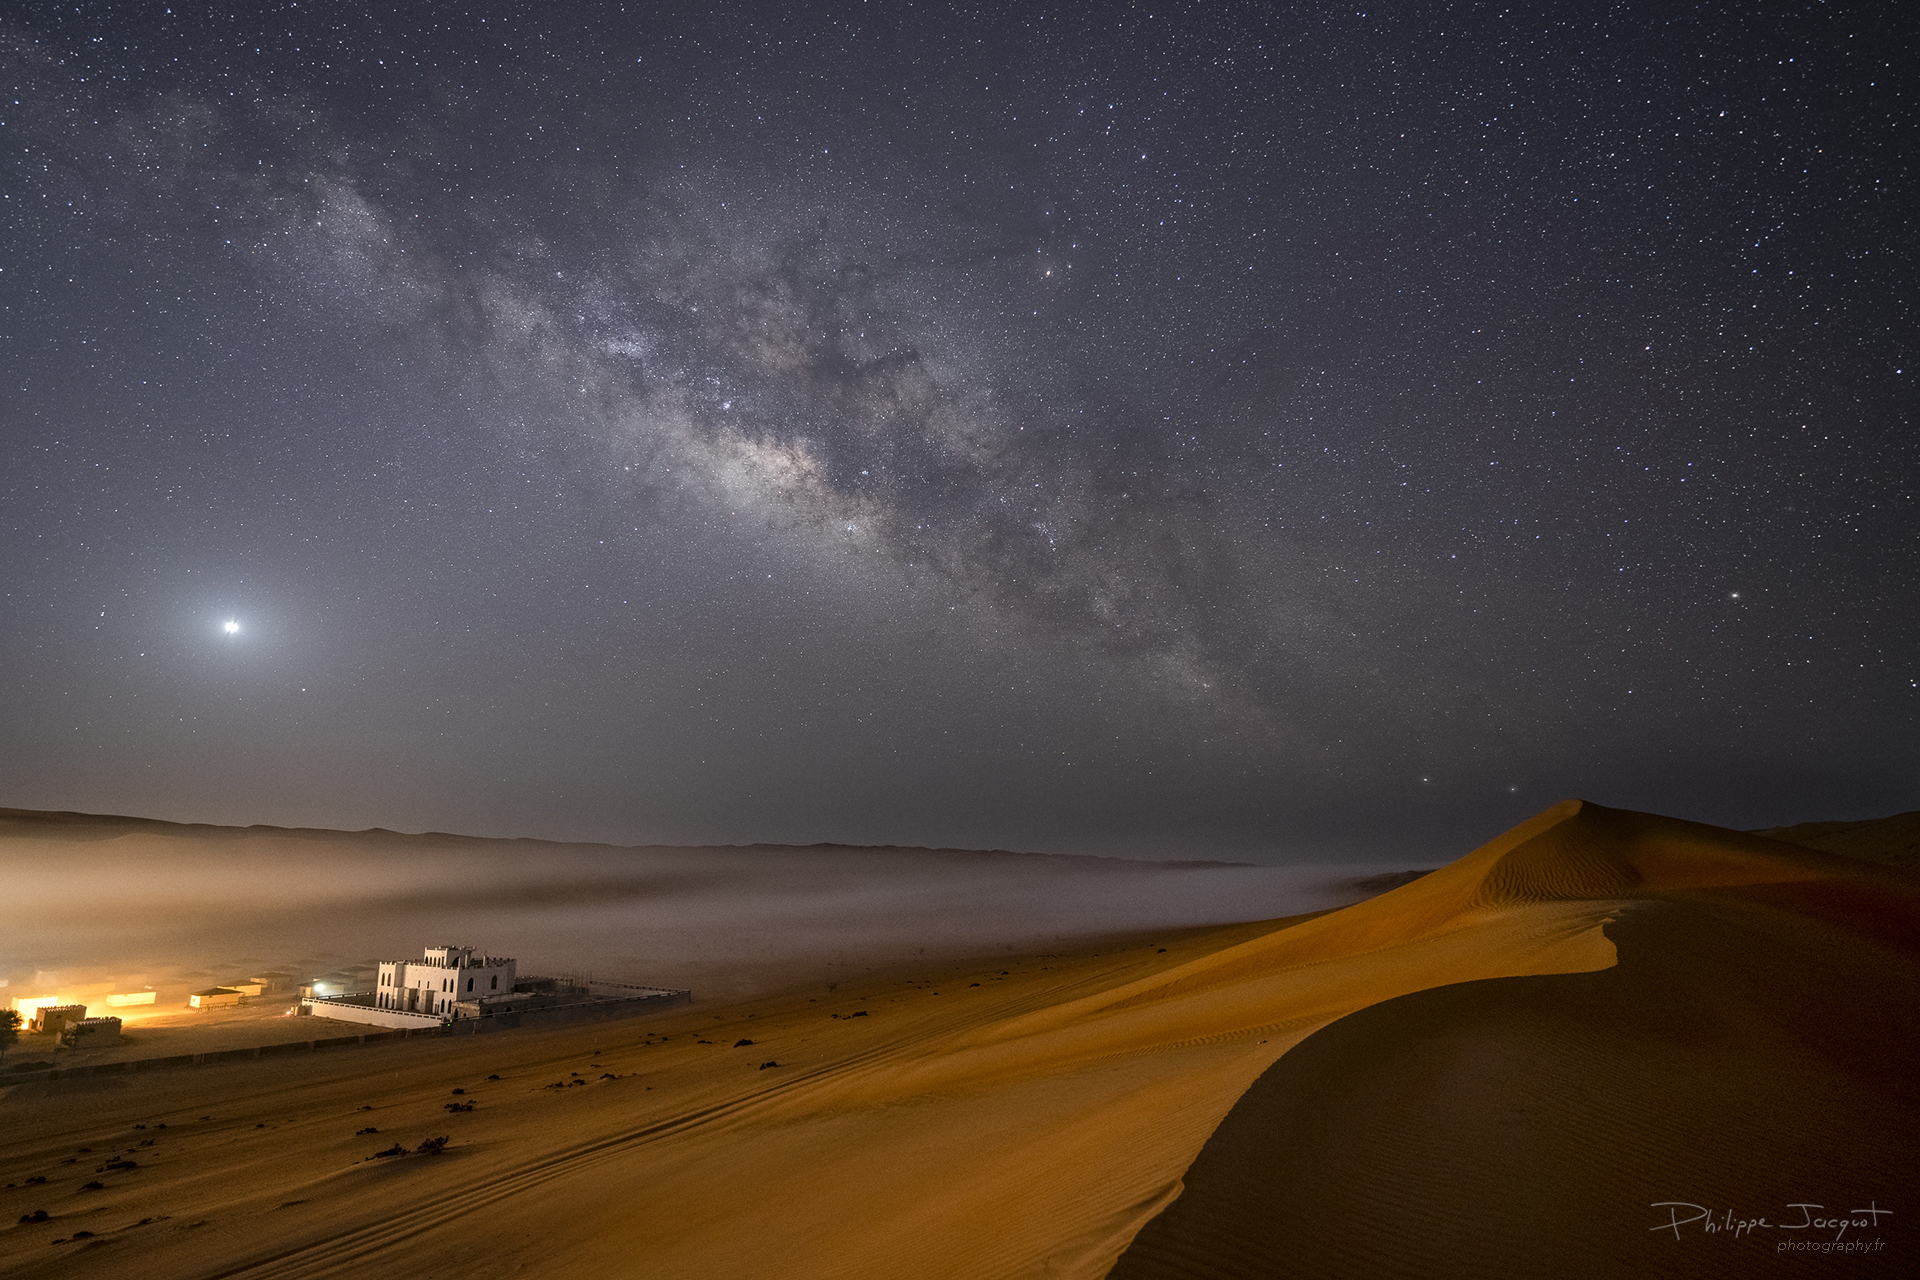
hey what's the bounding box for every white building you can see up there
[376,945,517,1018]
[302,941,684,1031]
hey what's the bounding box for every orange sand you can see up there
[1754,808,1920,870]
[2,800,1913,1277]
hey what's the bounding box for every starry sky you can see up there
[1,1,1913,862]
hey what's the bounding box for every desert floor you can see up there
[3,800,1915,1278]
[4,1005,379,1072]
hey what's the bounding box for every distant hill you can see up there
[0,805,1241,868]
[1750,810,1920,870]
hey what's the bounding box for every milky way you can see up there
[1,2,1912,859]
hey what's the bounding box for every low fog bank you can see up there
[2,811,1425,1002]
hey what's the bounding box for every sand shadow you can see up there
[1110,889,1919,1279]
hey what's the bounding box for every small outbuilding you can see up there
[61,1017,122,1049]
[30,1004,87,1035]
[189,988,243,1010]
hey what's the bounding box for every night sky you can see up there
[2,1,1913,862]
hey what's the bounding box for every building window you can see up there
[490,976,498,990]
[466,978,473,992]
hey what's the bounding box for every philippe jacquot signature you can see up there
[1651,1201,1891,1244]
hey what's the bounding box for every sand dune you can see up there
[1754,808,1920,870]
[2,800,1912,1277]
[1113,803,1919,1278]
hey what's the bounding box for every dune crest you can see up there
[996,797,1844,1036]
[1112,801,1919,1279]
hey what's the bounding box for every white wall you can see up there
[302,998,442,1030]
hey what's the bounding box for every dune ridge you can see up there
[3,799,1912,1278]
[1754,808,1920,870]
[1112,801,1919,1279]
[992,797,1855,1035]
